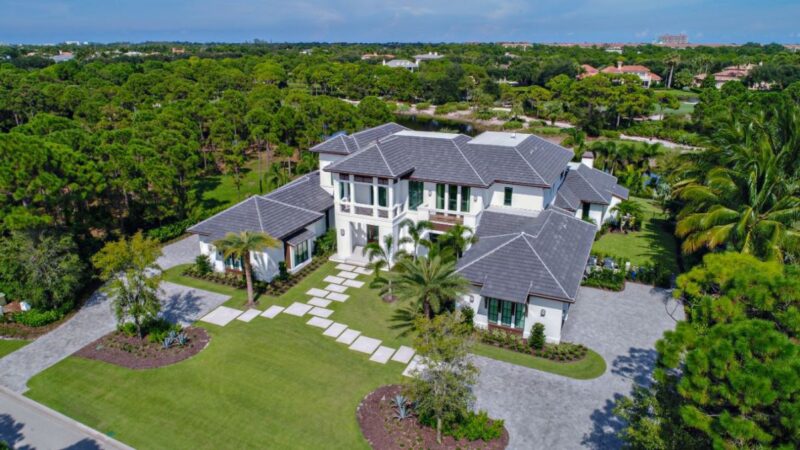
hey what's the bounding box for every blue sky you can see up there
[3,0,799,44]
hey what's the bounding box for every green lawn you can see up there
[592,197,679,273]
[0,339,29,357]
[190,158,268,213]
[655,101,695,117]
[472,343,607,380]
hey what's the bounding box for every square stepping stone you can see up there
[369,346,395,364]
[326,292,349,302]
[324,276,345,284]
[309,307,334,318]
[402,355,424,378]
[391,346,416,364]
[260,305,284,318]
[336,263,356,271]
[308,297,331,307]
[200,306,243,326]
[337,271,359,280]
[284,302,313,317]
[354,267,373,275]
[343,279,364,288]
[306,288,329,297]
[336,329,361,344]
[325,284,348,293]
[236,308,262,322]
[323,322,348,338]
[349,336,382,354]
[307,317,333,328]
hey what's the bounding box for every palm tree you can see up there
[611,199,645,233]
[438,224,478,259]
[398,219,432,260]
[365,234,403,301]
[387,255,470,319]
[264,162,289,192]
[664,53,681,89]
[214,231,280,307]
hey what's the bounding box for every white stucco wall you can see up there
[319,154,342,194]
[198,235,285,282]
[526,296,566,344]
[488,183,544,211]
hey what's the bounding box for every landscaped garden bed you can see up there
[357,385,509,450]
[76,325,209,369]
[476,328,588,362]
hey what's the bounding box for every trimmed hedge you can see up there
[476,328,588,362]
[13,308,64,327]
[582,268,625,291]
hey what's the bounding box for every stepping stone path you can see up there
[200,306,243,326]
[335,263,356,271]
[324,276,345,284]
[391,346,416,364]
[342,279,364,288]
[325,284,348,293]
[306,288,329,297]
[308,307,334,318]
[369,346,395,364]
[349,336,382,354]
[284,302,313,317]
[307,317,333,328]
[354,267,373,275]
[336,329,361,345]
[337,271,359,280]
[308,297,332,307]
[236,308,261,322]
[402,355,424,378]
[326,292,349,302]
[261,305,284,318]
[323,322,348,338]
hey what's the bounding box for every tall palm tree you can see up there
[438,224,478,259]
[387,255,471,319]
[365,234,404,301]
[214,231,280,307]
[398,219,433,260]
[664,53,681,89]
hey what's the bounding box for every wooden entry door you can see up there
[366,225,379,244]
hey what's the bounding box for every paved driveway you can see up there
[0,235,226,393]
[473,283,684,450]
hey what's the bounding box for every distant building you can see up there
[499,42,531,50]
[362,52,395,60]
[383,59,418,71]
[577,64,599,79]
[171,47,186,54]
[599,62,662,88]
[51,51,74,63]
[413,52,444,65]
[693,64,755,89]
[657,34,689,46]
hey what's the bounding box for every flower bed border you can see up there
[475,329,589,363]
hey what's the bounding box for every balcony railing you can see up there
[429,212,464,231]
[377,209,389,218]
[354,205,373,216]
[340,204,351,213]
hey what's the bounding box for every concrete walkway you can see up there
[0,235,215,393]
[0,386,133,450]
[473,283,684,450]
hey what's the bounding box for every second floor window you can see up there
[339,181,350,201]
[409,180,424,211]
[448,184,458,211]
[378,186,387,207]
[436,184,446,209]
[504,187,513,206]
[460,186,471,212]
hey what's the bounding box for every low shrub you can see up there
[450,410,505,441]
[503,120,525,130]
[460,307,475,331]
[476,328,588,362]
[416,102,431,111]
[194,254,212,276]
[313,229,336,256]
[528,323,545,350]
[13,308,64,327]
[582,268,625,291]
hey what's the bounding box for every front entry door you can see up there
[366,225,379,244]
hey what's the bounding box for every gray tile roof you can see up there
[187,171,332,241]
[310,123,407,155]
[325,127,573,188]
[286,228,316,246]
[457,208,596,303]
[557,164,627,206]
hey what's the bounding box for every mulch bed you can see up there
[357,385,509,450]
[75,326,210,369]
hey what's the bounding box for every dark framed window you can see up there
[460,186,471,212]
[354,175,373,183]
[293,241,309,266]
[514,303,526,329]
[504,187,513,206]
[582,203,591,220]
[409,180,424,211]
[224,255,243,271]
[377,186,387,207]
[487,298,499,323]
[339,181,350,200]
[436,184,445,209]
[448,184,458,211]
[486,297,526,330]
[501,300,513,326]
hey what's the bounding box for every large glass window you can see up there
[514,304,526,329]
[460,186,471,212]
[409,181,424,211]
[501,301,513,326]
[436,184,445,209]
[224,255,243,271]
[487,298,499,323]
[486,297,526,330]
[378,186,387,207]
[293,241,309,266]
[339,181,350,200]
[504,187,513,206]
[447,185,458,211]
[582,203,591,220]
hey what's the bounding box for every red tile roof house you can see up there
[577,64,599,79]
[693,64,757,89]
[600,62,662,88]
[188,124,628,343]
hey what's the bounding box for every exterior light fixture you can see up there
[340,229,345,236]
[540,309,546,317]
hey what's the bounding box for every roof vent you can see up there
[511,132,516,139]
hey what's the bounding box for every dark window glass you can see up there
[514,303,526,329]
[293,241,309,266]
[378,186,387,207]
[504,187,513,206]
[488,298,499,323]
[501,300,513,326]
[448,184,458,211]
[460,186,471,212]
[582,203,591,220]
[436,184,445,209]
[409,181,424,211]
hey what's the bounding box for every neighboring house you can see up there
[383,59,418,70]
[187,123,628,343]
[413,51,444,65]
[577,64,599,79]
[693,64,755,89]
[187,171,334,281]
[600,62,662,87]
[51,51,74,63]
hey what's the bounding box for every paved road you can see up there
[474,283,684,450]
[0,386,132,450]
[0,234,220,393]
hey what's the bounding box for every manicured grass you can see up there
[26,313,401,449]
[655,102,695,117]
[190,157,268,212]
[471,343,607,380]
[0,339,29,358]
[592,197,679,273]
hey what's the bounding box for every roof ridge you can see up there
[456,233,524,273]
[325,142,378,171]
[452,139,487,186]
[261,197,322,215]
[512,144,546,186]
[340,135,352,153]
[253,195,266,232]
[521,234,570,299]
[574,167,609,202]
[374,142,396,177]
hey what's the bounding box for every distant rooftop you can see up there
[393,130,458,140]
[468,131,532,147]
